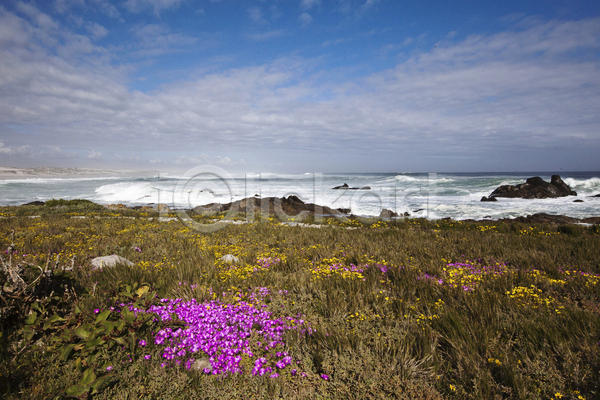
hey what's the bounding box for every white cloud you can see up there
[124,0,183,16]
[247,7,267,25]
[85,22,108,40]
[87,150,103,159]
[1,7,599,171]
[129,23,198,56]
[298,12,312,28]
[246,29,285,41]
[0,142,31,156]
[300,0,320,11]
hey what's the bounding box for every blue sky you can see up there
[1,0,600,173]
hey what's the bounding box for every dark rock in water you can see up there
[488,175,576,199]
[441,217,452,221]
[332,183,371,190]
[573,199,584,203]
[480,196,497,202]
[333,183,349,189]
[592,194,600,198]
[23,201,45,206]
[413,208,424,213]
[337,208,351,214]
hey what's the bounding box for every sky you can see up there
[0,0,599,173]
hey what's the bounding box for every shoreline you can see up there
[3,197,599,225]
[0,166,150,180]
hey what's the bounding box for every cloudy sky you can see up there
[1,0,599,173]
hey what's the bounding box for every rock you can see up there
[220,254,240,263]
[332,183,349,189]
[90,255,134,269]
[191,203,224,216]
[337,208,351,214]
[413,208,424,213]
[508,213,579,225]
[192,196,345,219]
[23,201,45,206]
[332,183,371,190]
[379,209,399,219]
[574,199,584,203]
[480,196,498,202]
[592,194,600,198]
[488,175,576,199]
[192,358,213,372]
[157,203,170,212]
[106,204,128,210]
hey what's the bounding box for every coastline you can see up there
[0,166,147,180]
[3,196,599,225]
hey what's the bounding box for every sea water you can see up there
[0,171,599,220]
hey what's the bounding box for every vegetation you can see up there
[1,201,599,399]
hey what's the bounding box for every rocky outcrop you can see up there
[191,196,346,219]
[488,175,576,199]
[23,201,45,206]
[480,196,497,202]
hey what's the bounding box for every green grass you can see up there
[0,204,599,399]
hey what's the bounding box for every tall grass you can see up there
[0,204,599,399]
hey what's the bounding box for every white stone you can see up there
[90,255,134,269]
[220,254,240,263]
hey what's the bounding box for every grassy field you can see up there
[1,201,599,399]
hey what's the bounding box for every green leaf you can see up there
[60,344,77,362]
[22,326,35,343]
[100,320,115,334]
[47,314,66,324]
[113,337,126,346]
[90,375,112,395]
[83,338,105,352]
[128,333,136,353]
[43,314,67,330]
[75,357,82,372]
[81,368,97,385]
[64,384,89,398]
[121,307,134,318]
[31,302,42,312]
[75,324,91,340]
[25,312,37,325]
[95,309,111,323]
[73,305,82,314]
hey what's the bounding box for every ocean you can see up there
[1,170,599,221]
